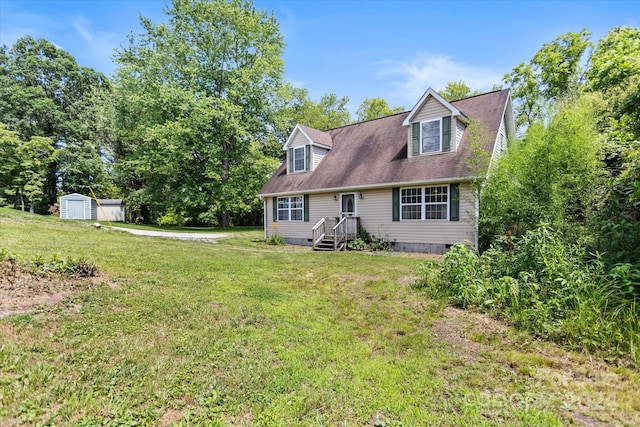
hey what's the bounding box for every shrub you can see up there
[157,208,187,226]
[347,226,393,251]
[265,234,286,246]
[435,225,640,363]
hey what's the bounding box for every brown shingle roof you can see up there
[297,124,333,147]
[259,89,510,196]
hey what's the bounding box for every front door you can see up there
[341,193,356,218]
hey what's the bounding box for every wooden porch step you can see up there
[313,238,345,251]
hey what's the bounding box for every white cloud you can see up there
[376,52,503,107]
[73,18,93,42]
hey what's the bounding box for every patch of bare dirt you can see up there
[0,259,112,318]
[432,306,509,361]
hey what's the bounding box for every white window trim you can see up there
[276,195,304,221]
[420,118,442,154]
[400,185,449,221]
[292,146,306,173]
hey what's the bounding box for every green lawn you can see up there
[0,207,638,426]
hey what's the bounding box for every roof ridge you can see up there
[324,110,409,132]
[450,88,509,103]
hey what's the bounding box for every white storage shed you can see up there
[97,199,125,222]
[59,193,97,220]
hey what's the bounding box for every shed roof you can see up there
[259,89,511,196]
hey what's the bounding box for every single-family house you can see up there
[258,88,515,253]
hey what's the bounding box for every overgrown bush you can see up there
[347,226,393,251]
[416,225,640,364]
[156,208,187,226]
[265,234,286,246]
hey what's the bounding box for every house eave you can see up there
[258,176,477,198]
[402,87,464,126]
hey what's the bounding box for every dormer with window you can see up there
[403,88,468,158]
[283,124,333,174]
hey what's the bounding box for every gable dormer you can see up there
[403,88,468,157]
[283,124,333,174]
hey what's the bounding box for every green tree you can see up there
[0,123,54,212]
[0,36,113,211]
[503,29,592,131]
[355,97,404,122]
[439,80,480,102]
[113,0,284,227]
[479,95,604,248]
[532,29,592,100]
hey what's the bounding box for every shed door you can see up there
[67,200,84,219]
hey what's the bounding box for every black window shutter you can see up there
[442,116,451,152]
[288,148,294,172]
[305,144,311,171]
[411,123,420,156]
[392,188,400,221]
[272,197,278,222]
[450,184,459,221]
[303,194,309,222]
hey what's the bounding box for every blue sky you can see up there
[1,0,638,112]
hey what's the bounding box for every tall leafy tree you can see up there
[503,29,592,131]
[588,26,640,141]
[0,123,54,212]
[0,36,113,210]
[479,95,604,248]
[113,0,284,227]
[355,97,404,122]
[439,80,480,102]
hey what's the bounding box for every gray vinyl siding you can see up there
[266,193,337,240]
[287,130,329,172]
[289,131,308,148]
[264,185,476,249]
[490,115,508,165]
[97,200,125,222]
[455,119,466,151]
[313,146,329,170]
[357,186,475,245]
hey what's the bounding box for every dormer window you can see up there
[421,119,441,153]
[293,146,305,172]
[411,115,452,156]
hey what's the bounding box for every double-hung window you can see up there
[421,119,441,153]
[293,146,305,172]
[276,196,304,221]
[401,188,422,220]
[400,185,448,220]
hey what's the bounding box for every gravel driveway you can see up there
[111,227,228,240]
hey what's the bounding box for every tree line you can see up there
[0,0,638,263]
[0,0,402,225]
